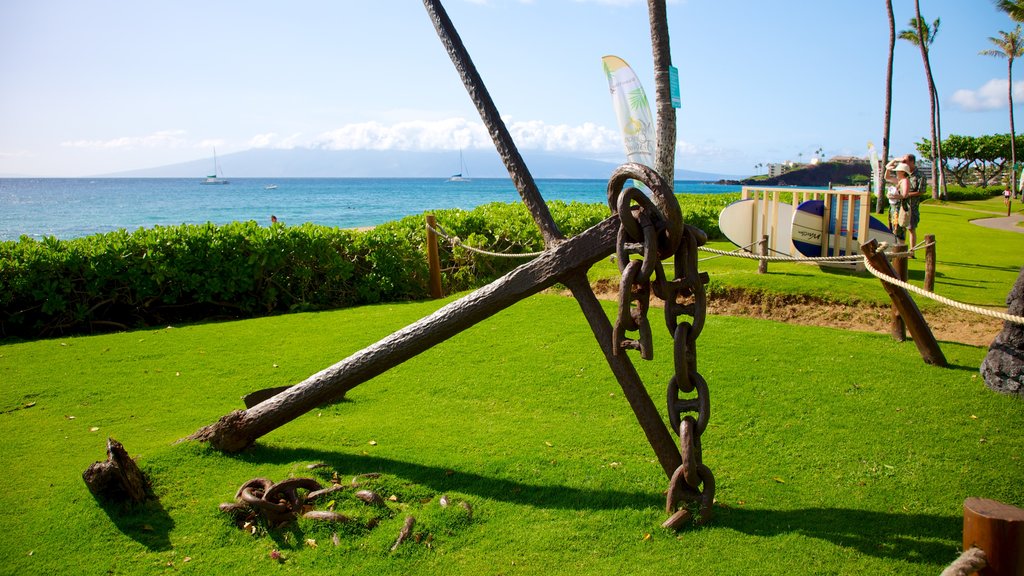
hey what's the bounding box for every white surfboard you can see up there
[791,199,895,268]
[718,198,794,255]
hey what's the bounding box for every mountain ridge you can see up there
[97,148,743,181]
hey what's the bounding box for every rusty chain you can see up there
[607,163,715,530]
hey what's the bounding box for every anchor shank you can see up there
[188,217,620,452]
[422,0,562,246]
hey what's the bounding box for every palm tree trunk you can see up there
[878,0,896,213]
[914,0,940,200]
[648,0,676,193]
[1011,58,1019,195]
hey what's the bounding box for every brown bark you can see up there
[82,438,150,504]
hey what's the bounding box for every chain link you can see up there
[608,163,714,530]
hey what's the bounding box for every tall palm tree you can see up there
[647,0,676,192]
[981,25,1024,195]
[876,0,896,213]
[899,8,944,199]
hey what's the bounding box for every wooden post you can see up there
[758,234,768,274]
[962,497,1024,576]
[890,242,907,341]
[862,240,947,366]
[924,234,936,293]
[426,214,443,299]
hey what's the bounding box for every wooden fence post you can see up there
[758,234,768,274]
[924,234,936,293]
[962,497,1024,576]
[890,242,907,342]
[426,214,443,299]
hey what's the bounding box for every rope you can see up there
[697,246,864,264]
[426,221,545,259]
[939,547,987,576]
[863,255,1024,324]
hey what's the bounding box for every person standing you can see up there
[884,154,925,255]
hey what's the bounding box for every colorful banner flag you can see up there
[602,55,655,168]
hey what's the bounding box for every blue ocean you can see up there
[0,178,740,241]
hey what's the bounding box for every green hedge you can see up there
[0,195,732,340]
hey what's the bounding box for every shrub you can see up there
[0,196,734,340]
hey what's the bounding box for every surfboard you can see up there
[718,198,794,255]
[791,199,895,268]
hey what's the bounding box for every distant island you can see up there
[736,159,871,188]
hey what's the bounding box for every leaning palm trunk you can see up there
[1010,58,1019,194]
[914,1,941,200]
[877,0,896,213]
[648,0,676,192]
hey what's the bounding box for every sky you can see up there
[1,0,1020,178]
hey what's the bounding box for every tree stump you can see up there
[980,266,1024,398]
[82,438,150,504]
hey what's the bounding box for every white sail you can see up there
[602,55,655,168]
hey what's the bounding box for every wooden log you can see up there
[962,497,1024,576]
[758,234,768,275]
[862,240,947,366]
[426,214,443,299]
[82,438,150,504]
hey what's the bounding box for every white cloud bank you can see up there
[951,79,1024,111]
[61,129,189,149]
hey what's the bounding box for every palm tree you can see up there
[995,0,1024,21]
[876,0,896,213]
[981,26,1024,195]
[899,7,944,199]
[647,0,675,192]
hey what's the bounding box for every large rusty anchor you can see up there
[188,0,714,528]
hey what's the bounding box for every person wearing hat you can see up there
[884,154,925,254]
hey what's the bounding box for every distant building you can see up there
[767,163,785,178]
[828,155,866,164]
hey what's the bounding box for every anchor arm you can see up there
[188,217,620,452]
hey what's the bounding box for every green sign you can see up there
[668,66,680,109]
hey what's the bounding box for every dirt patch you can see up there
[573,279,1002,347]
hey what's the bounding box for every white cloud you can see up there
[313,118,623,154]
[60,129,188,149]
[950,79,1024,111]
[247,132,304,149]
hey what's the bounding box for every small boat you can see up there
[447,149,471,182]
[264,184,278,190]
[200,147,230,185]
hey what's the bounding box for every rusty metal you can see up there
[609,171,715,529]
[191,0,713,527]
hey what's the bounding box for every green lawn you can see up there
[2,287,1022,574]
[2,196,1022,575]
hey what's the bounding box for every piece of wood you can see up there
[758,234,768,274]
[426,214,443,299]
[862,240,947,366]
[963,497,1024,575]
[82,438,149,504]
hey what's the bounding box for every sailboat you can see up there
[447,149,471,182]
[200,148,230,185]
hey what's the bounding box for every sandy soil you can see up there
[576,279,1003,348]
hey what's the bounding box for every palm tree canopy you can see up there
[980,25,1024,60]
[899,16,940,46]
[995,0,1024,22]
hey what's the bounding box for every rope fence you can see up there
[426,217,1024,326]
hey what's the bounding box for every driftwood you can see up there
[82,437,150,504]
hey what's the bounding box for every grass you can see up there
[1,197,1022,575]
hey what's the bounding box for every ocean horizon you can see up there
[0,177,742,241]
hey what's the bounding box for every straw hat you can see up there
[893,162,911,175]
